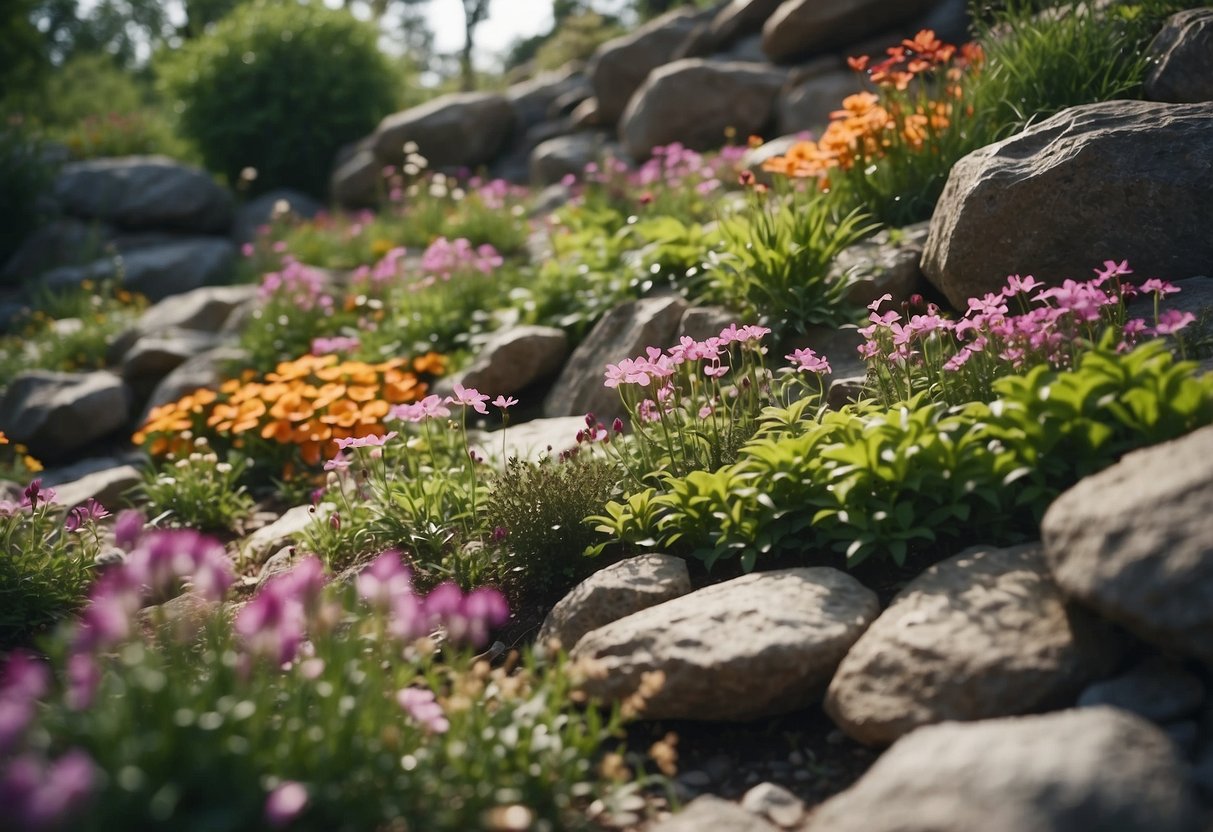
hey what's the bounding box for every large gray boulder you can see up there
[329,148,382,209]
[922,101,1213,309]
[530,132,611,185]
[830,222,931,309]
[52,156,233,233]
[704,0,788,54]
[588,7,709,123]
[1042,424,1213,667]
[571,567,879,721]
[805,708,1204,832]
[0,371,131,462]
[129,284,259,339]
[619,59,786,159]
[507,65,588,130]
[140,346,250,424]
[42,238,237,302]
[825,544,1124,746]
[52,463,142,513]
[777,59,858,134]
[761,0,940,64]
[120,328,227,394]
[440,325,568,398]
[1145,9,1213,104]
[650,796,781,832]
[538,554,692,651]
[232,189,323,245]
[371,92,516,168]
[543,295,687,420]
[0,218,113,285]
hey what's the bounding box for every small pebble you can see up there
[677,770,713,789]
[787,750,805,766]
[741,782,806,828]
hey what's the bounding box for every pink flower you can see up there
[310,335,360,355]
[1093,259,1133,284]
[447,383,489,415]
[1153,309,1195,336]
[124,530,234,603]
[1139,278,1180,297]
[265,781,309,828]
[64,499,109,532]
[491,395,518,411]
[355,550,412,612]
[1002,274,1041,297]
[334,431,397,450]
[21,480,54,511]
[113,509,145,551]
[867,293,893,313]
[1123,318,1148,336]
[65,653,100,711]
[397,687,450,734]
[785,348,832,374]
[1,749,96,830]
[704,363,729,378]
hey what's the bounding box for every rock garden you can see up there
[1,0,1213,829]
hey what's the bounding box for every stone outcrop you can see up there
[922,101,1213,309]
[571,567,878,721]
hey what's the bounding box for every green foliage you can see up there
[27,579,624,831]
[0,488,101,648]
[0,280,147,390]
[158,1,397,196]
[966,0,1189,140]
[696,188,874,335]
[593,340,1213,570]
[484,454,623,605]
[0,121,56,267]
[138,442,254,532]
[532,12,625,69]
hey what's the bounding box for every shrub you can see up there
[158,1,397,196]
[0,479,106,647]
[484,453,624,607]
[138,438,254,532]
[0,119,56,267]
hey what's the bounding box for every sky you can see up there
[425,0,555,59]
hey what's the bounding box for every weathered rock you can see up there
[1145,9,1213,104]
[922,101,1213,310]
[589,7,709,123]
[371,92,516,168]
[740,782,805,828]
[0,371,131,462]
[0,218,113,285]
[469,415,586,463]
[830,222,931,308]
[232,189,323,244]
[825,544,1125,746]
[572,567,879,721]
[721,33,768,63]
[678,304,740,344]
[544,295,687,420]
[530,132,610,185]
[121,329,227,390]
[706,0,788,54]
[42,237,237,302]
[52,156,233,233]
[761,0,940,64]
[141,346,250,422]
[240,503,333,565]
[538,554,691,651]
[139,591,222,642]
[620,59,786,159]
[51,464,142,513]
[652,796,781,832]
[805,708,1204,832]
[443,325,568,398]
[256,546,302,592]
[1079,656,1206,724]
[329,148,382,209]
[777,60,857,134]
[507,65,587,130]
[1042,424,1213,667]
[126,284,260,343]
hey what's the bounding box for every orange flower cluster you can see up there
[135,352,446,472]
[0,431,43,475]
[761,30,982,182]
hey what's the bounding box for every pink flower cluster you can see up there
[350,246,408,289]
[259,259,334,313]
[466,176,528,210]
[859,261,1190,377]
[311,335,361,356]
[236,556,327,666]
[353,550,508,647]
[603,324,772,391]
[419,237,503,282]
[0,479,58,516]
[389,385,514,424]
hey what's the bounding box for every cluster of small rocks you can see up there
[533,422,1213,830]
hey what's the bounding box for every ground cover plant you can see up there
[0,541,630,831]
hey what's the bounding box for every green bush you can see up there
[158,1,397,196]
[0,120,56,267]
[593,339,1213,570]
